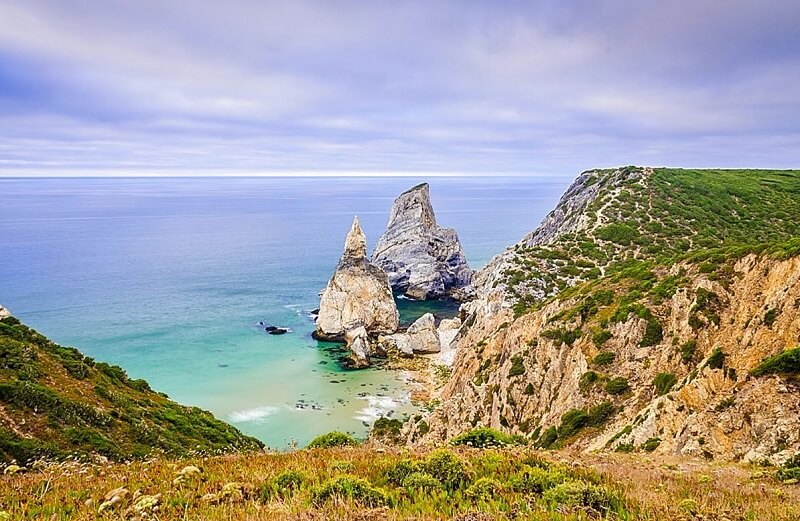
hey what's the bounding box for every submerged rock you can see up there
[372,183,472,300]
[315,216,399,343]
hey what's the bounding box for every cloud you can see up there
[0,0,798,175]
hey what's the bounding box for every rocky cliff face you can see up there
[0,305,9,320]
[410,167,800,464]
[315,217,399,365]
[372,183,472,300]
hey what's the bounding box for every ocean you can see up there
[0,176,569,448]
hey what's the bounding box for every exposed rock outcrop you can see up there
[344,326,372,369]
[315,217,399,365]
[407,167,800,464]
[372,183,472,300]
[0,305,9,320]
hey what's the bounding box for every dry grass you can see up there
[0,446,797,520]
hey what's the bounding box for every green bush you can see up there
[524,383,535,395]
[508,356,525,377]
[680,340,698,363]
[385,459,421,486]
[751,348,800,377]
[595,223,639,245]
[587,402,616,426]
[707,347,726,370]
[605,377,630,395]
[558,409,590,439]
[592,351,616,366]
[401,471,441,491]
[653,373,677,396]
[372,417,403,441]
[541,327,583,347]
[422,449,468,490]
[543,480,618,513]
[465,477,502,500]
[592,330,613,347]
[274,469,305,491]
[537,426,558,449]
[307,431,359,449]
[509,465,568,494]
[451,427,513,448]
[639,318,663,347]
[579,371,599,392]
[312,476,388,506]
[642,437,661,452]
[763,308,779,326]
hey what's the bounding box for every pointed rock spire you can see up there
[314,216,399,351]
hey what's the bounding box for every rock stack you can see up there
[372,183,472,300]
[315,217,399,367]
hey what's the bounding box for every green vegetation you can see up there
[307,431,359,449]
[680,340,698,363]
[653,372,677,396]
[592,351,616,366]
[707,347,726,370]
[541,327,582,347]
[605,377,630,395]
[538,402,616,449]
[508,355,525,377]
[371,417,404,442]
[451,427,514,448]
[0,316,262,464]
[642,438,661,452]
[751,348,800,377]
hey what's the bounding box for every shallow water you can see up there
[0,176,568,448]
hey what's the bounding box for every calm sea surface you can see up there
[0,176,568,448]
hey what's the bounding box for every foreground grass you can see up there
[1,446,798,520]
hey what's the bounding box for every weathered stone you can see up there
[315,217,399,341]
[0,305,9,320]
[372,183,472,300]
[345,326,371,369]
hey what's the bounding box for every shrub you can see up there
[465,477,502,500]
[763,308,778,326]
[385,459,421,486]
[541,327,583,347]
[605,377,630,395]
[595,223,639,245]
[543,480,618,513]
[274,470,305,491]
[537,427,558,449]
[372,417,403,441]
[307,431,359,449]
[639,318,663,347]
[751,348,800,377]
[653,373,677,396]
[680,340,697,363]
[421,450,468,490]
[587,402,615,426]
[312,476,387,507]
[508,356,525,377]
[331,460,355,473]
[706,347,726,370]
[524,383,535,395]
[401,472,441,491]
[593,351,616,366]
[592,330,613,347]
[558,409,590,439]
[451,427,512,448]
[579,371,599,393]
[509,465,568,494]
[642,437,661,452]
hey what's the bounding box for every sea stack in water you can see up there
[372,183,472,300]
[315,217,399,367]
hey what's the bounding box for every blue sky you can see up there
[0,0,798,176]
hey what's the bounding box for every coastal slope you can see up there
[0,312,262,464]
[412,167,800,463]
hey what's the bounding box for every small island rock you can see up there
[372,183,472,300]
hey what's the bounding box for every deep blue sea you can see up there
[0,176,569,448]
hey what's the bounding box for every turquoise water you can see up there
[0,176,568,448]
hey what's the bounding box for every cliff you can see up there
[411,167,800,464]
[0,313,262,464]
[372,183,472,300]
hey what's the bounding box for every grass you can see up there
[751,348,800,377]
[1,445,798,520]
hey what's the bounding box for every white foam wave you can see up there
[229,406,279,423]
[354,395,406,423]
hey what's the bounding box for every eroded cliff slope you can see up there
[413,167,800,463]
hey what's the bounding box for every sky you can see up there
[0,0,799,177]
